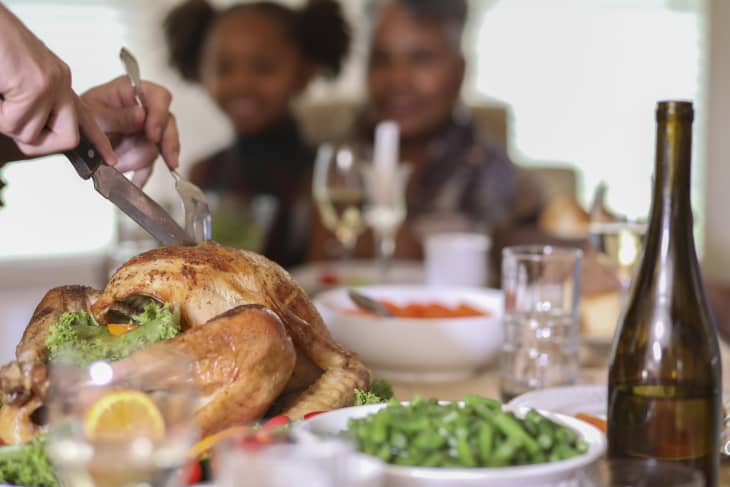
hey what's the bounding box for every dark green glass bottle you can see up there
[607,100,722,485]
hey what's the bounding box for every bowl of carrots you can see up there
[314,285,503,382]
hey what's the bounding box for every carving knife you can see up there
[65,137,195,246]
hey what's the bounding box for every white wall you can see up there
[703,0,730,283]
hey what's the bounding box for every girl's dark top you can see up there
[189,118,314,268]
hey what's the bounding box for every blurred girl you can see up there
[164,0,350,268]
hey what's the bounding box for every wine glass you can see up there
[360,163,411,282]
[588,219,647,293]
[46,353,199,487]
[313,144,367,261]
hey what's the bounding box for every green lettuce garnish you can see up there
[354,378,395,406]
[0,435,57,487]
[45,303,180,366]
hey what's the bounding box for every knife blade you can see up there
[65,137,195,246]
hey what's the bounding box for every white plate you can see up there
[294,403,606,487]
[0,481,216,487]
[289,260,424,296]
[507,385,606,419]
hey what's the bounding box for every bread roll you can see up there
[538,196,590,240]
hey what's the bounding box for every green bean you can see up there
[391,432,407,450]
[537,432,553,450]
[413,431,447,450]
[478,422,493,463]
[375,443,391,461]
[397,416,430,432]
[371,412,388,443]
[554,444,578,460]
[456,436,477,467]
[492,412,541,456]
[465,395,502,411]
[422,451,444,467]
[491,440,519,466]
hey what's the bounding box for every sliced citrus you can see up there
[84,390,165,441]
[187,425,254,459]
[107,323,139,336]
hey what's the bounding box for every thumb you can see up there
[93,105,145,135]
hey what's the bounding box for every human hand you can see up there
[0,5,115,163]
[81,75,180,187]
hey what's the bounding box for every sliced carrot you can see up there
[344,300,493,319]
[575,412,607,433]
[107,323,139,336]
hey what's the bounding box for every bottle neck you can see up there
[642,108,697,280]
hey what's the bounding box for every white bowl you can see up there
[294,403,607,487]
[314,285,503,382]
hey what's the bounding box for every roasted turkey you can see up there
[0,241,370,444]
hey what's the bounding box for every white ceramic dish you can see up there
[507,385,606,419]
[294,403,606,487]
[314,285,503,382]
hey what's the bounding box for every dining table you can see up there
[389,338,730,485]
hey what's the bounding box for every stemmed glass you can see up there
[588,219,647,294]
[46,353,199,487]
[361,163,411,282]
[313,144,367,261]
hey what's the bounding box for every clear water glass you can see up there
[46,355,199,487]
[499,245,583,402]
[205,191,278,252]
[215,436,384,487]
[578,458,705,486]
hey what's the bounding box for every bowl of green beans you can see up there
[294,395,606,487]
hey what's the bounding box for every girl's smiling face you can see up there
[199,10,313,135]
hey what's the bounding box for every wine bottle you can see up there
[607,100,722,485]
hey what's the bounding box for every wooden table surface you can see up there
[389,340,730,485]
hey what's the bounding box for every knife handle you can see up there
[65,136,103,180]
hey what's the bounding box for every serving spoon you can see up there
[347,289,394,318]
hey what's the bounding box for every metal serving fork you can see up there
[119,47,211,243]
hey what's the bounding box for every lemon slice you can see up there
[84,390,165,441]
[187,425,254,459]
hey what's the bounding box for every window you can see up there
[468,0,708,233]
[0,1,129,258]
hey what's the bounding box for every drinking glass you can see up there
[588,220,647,293]
[313,144,367,260]
[424,232,491,287]
[579,458,705,486]
[46,354,199,487]
[499,245,583,402]
[206,191,278,252]
[215,436,384,487]
[361,163,411,282]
